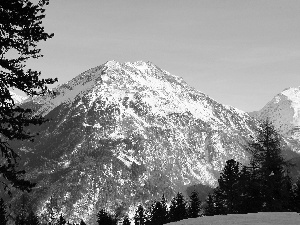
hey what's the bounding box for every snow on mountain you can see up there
[12,60,260,223]
[10,90,27,105]
[165,212,300,225]
[251,86,300,153]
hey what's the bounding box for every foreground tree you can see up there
[122,215,130,225]
[203,194,215,216]
[204,120,295,215]
[168,192,188,222]
[188,191,201,218]
[160,195,168,223]
[79,219,87,225]
[97,209,116,225]
[148,200,167,225]
[216,159,242,214]
[0,0,57,193]
[57,214,66,225]
[235,165,261,213]
[247,119,294,211]
[134,205,146,225]
[292,177,300,212]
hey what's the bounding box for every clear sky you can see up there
[26,0,300,112]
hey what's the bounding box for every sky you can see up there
[25,0,300,112]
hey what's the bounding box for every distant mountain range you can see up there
[9,61,300,223]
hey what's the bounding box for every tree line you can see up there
[96,119,300,224]
[0,191,201,225]
[97,191,201,225]
[204,120,300,215]
[95,120,300,224]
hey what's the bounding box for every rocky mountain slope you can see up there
[9,61,274,223]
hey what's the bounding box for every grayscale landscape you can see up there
[1,1,300,224]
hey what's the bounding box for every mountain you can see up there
[250,86,300,181]
[9,61,264,223]
[250,87,300,153]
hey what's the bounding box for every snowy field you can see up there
[165,212,300,225]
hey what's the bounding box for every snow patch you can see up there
[116,152,141,168]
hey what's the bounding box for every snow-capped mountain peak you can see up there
[253,86,300,140]
[15,61,261,223]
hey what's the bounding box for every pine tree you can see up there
[134,205,146,225]
[235,165,261,213]
[122,215,130,225]
[0,0,57,194]
[148,200,167,225]
[204,194,215,216]
[0,198,8,225]
[79,219,86,225]
[168,192,188,222]
[97,209,116,225]
[188,191,201,218]
[211,188,227,215]
[57,214,66,225]
[216,159,242,214]
[160,194,168,224]
[280,173,294,211]
[292,177,300,212]
[247,119,293,211]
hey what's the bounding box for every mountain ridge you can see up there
[9,60,298,223]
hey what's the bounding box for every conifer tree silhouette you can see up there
[57,214,66,225]
[188,191,201,218]
[79,219,87,225]
[122,215,130,225]
[97,209,116,225]
[236,165,261,213]
[134,205,146,225]
[204,194,215,216]
[160,194,168,224]
[292,177,300,212]
[0,0,58,194]
[148,200,167,225]
[168,192,188,222]
[216,159,241,214]
[211,187,227,215]
[247,119,294,211]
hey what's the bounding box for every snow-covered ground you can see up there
[165,212,300,225]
